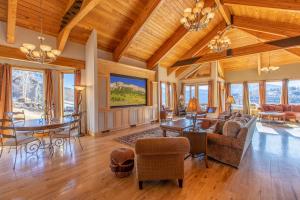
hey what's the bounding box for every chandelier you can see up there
[208,32,231,52]
[261,54,280,72]
[19,0,61,64]
[180,0,216,32]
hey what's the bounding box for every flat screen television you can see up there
[110,73,147,107]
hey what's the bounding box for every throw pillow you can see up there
[292,105,300,112]
[223,120,242,138]
[275,105,283,112]
[214,120,226,134]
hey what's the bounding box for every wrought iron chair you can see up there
[0,118,41,169]
[50,116,83,155]
[4,110,26,122]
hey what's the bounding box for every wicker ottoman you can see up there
[110,148,135,178]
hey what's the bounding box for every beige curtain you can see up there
[282,79,288,105]
[218,81,223,113]
[225,82,231,112]
[45,69,53,116]
[159,81,163,108]
[243,82,250,114]
[259,80,266,105]
[208,80,214,107]
[74,70,81,113]
[0,64,12,120]
[173,83,178,115]
[167,82,171,108]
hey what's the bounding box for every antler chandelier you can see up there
[19,0,61,64]
[180,0,216,32]
[208,32,231,52]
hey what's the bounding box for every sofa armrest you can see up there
[207,133,233,147]
[135,137,190,155]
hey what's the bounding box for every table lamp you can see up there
[226,95,236,115]
[74,85,86,113]
[187,97,200,130]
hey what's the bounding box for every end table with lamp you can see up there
[226,95,236,116]
[186,97,201,130]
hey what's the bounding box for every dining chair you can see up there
[4,110,26,122]
[50,117,83,155]
[0,118,41,169]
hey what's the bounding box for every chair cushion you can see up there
[223,120,242,138]
[213,120,226,134]
[283,104,292,112]
[291,105,300,112]
[275,105,283,112]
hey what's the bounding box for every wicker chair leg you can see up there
[178,179,183,188]
[139,181,143,190]
[13,146,18,170]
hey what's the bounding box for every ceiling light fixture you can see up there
[208,29,231,52]
[19,0,61,64]
[180,0,216,32]
[261,53,280,72]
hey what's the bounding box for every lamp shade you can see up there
[186,97,201,113]
[226,95,236,104]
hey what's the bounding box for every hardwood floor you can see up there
[1,123,300,200]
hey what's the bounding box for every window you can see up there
[231,84,243,110]
[169,84,173,108]
[63,73,75,115]
[184,85,195,105]
[288,80,300,104]
[161,82,167,106]
[12,69,44,119]
[248,83,259,106]
[266,81,282,104]
[198,85,208,110]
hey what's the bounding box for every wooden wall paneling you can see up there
[7,0,18,43]
[122,109,129,128]
[98,112,105,132]
[129,108,138,125]
[98,75,108,109]
[114,110,122,129]
[106,111,114,130]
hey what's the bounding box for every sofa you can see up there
[202,115,257,168]
[260,104,300,121]
[135,137,190,189]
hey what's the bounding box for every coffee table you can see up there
[160,119,201,137]
[259,111,286,122]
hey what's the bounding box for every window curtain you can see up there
[173,83,178,115]
[259,80,266,105]
[243,81,250,114]
[0,64,12,120]
[282,79,288,105]
[159,81,163,108]
[74,70,81,113]
[208,80,214,107]
[45,69,54,117]
[218,81,223,113]
[225,82,231,112]
[167,82,171,108]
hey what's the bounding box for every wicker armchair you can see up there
[135,137,190,189]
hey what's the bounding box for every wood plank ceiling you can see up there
[1,0,300,72]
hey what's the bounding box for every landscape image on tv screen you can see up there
[110,74,147,107]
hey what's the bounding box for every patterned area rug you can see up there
[115,127,180,147]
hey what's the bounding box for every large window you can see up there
[12,69,44,119]
[198,85,208,110]
[266,81,282,104]
[288,80,300,104]
[248,82,259,106]
[63,73,75,115]
[184,85,195,105]
[169,84,173,108]
[231,84,243,110]
[161,82,167,106]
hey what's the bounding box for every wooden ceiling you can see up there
[1,0,300,72]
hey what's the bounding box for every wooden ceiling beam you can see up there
[257,53,261,76]
[57,0,102,51]
[214,0,231,25]
[172,35,300,68]
[0,45,84,69]
[113,0,163,61]
[7,0,18,43]
[232,16,300,37]
[147,26,188,69]
[223,0,300,11]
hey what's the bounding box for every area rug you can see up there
[115,127,179,147]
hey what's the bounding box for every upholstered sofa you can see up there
[135,137,190,189]
[260,104,300,121]
[202,116,257,168]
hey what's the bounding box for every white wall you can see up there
[225,63,300,83]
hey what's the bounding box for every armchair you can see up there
[135,137,190,189]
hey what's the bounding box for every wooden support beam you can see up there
[214,0,231,25]
[172,35,300,68]
[57,0,102,51]
[167,67,178,76]
[217,61,224,78]
[257,53,261,76]
[113,0,163,61]
[7,0,18,43]
[232,16,300,37]
[0,45,84,69]
[147,26,188,69]
[175,65,199,79]
[223,0,300,12]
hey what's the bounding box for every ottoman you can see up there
[110,148,135,178]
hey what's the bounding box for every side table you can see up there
[183,128,208,168]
